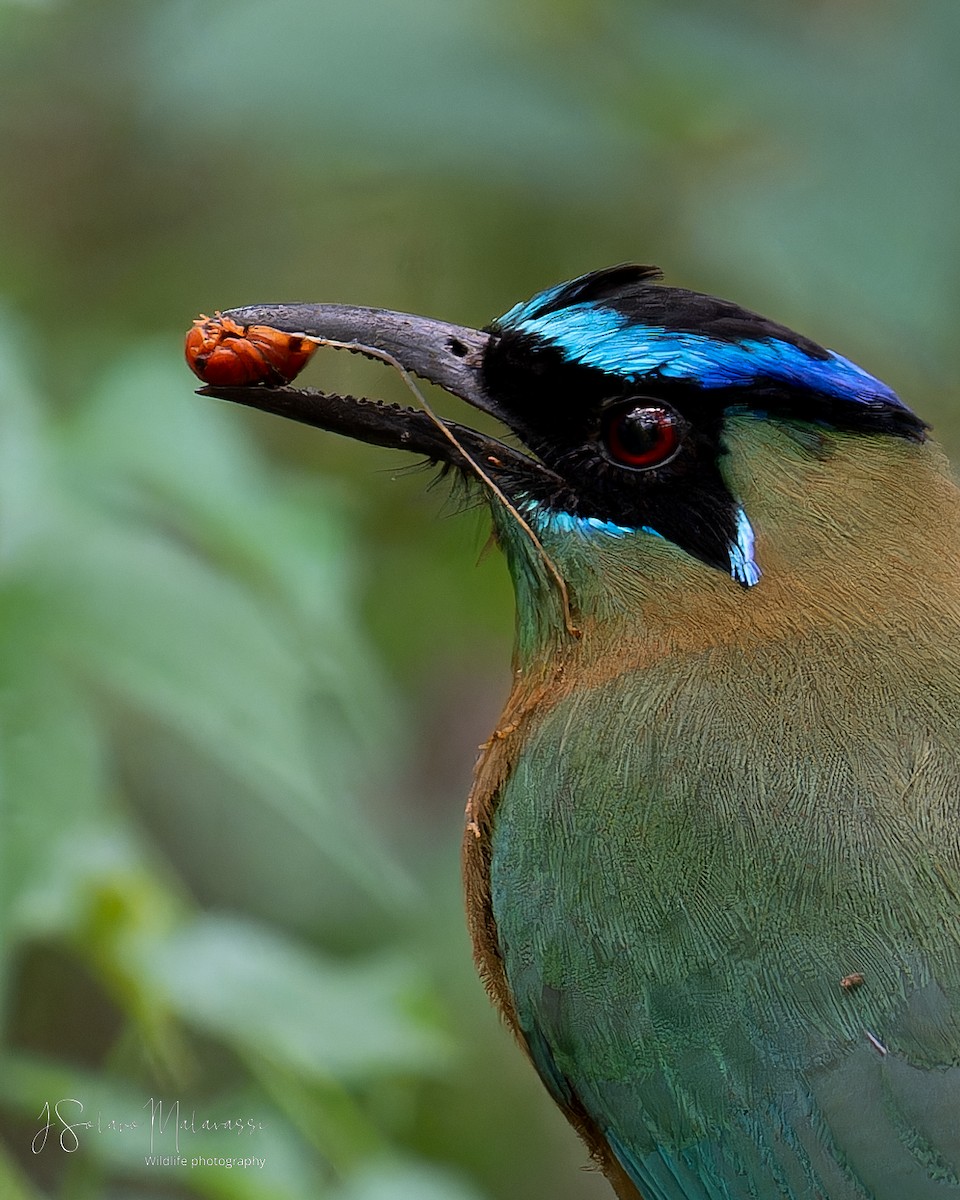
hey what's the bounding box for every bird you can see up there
[191,264,960,1199]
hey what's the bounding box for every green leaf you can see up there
[53,349,411,910]
[34,501,409,908]
[135,915,451,1081]
[0,659,108,935]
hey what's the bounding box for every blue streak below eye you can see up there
[527,507,641,539]
[524,502,762,588]
[501,303,905,411]
[729,507,761,587]
[523,502,662,542]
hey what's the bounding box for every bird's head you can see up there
[199,265,935,654]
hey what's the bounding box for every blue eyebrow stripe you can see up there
[498,302,906,410]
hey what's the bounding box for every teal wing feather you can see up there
[490,634,960,1199]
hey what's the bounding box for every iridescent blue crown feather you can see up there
[493,264,921,439]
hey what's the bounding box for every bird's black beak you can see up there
[198,302,539,475]
[228,303,498,415]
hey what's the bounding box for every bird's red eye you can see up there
[602,401,682,470]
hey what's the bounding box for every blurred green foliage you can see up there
[0,1,958,1198]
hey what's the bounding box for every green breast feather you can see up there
[490,631,960,1200]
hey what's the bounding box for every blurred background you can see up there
[1,1,959,1197]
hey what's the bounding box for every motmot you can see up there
[191,265,960,1199]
